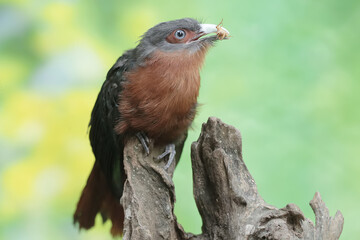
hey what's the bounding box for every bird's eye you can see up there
[174,30,186,39]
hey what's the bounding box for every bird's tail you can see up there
[73,162,124,236]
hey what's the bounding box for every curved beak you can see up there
[200,24,229,35]
[191,23,230,42]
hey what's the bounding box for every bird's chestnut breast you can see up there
[116,48,208,144]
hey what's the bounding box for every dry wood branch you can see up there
[120,117,344,240]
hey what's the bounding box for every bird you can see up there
[73,18,229,237]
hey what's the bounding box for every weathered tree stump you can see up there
[120,117,344,240]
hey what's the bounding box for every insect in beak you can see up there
[191,20,230,41]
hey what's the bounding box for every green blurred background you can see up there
[0,0,359,239]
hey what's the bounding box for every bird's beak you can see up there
[191,24,230,41]
[200,24,229,35]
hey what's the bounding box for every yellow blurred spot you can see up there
[0,92,50,139]
[120,6,159,42]
[1,157,40,210]
[42,2,73,24]
[32,2,77,55]
[0,58,28,94]
[0,90,97,220]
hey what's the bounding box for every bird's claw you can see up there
[136,132,150,155]
[156,143,176,170]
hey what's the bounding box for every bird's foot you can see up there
[156,144,176,170]
[136,132,150,155]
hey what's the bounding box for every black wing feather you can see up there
[89,51,134,197]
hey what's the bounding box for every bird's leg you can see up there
[136,132,150,155]
[157,143,176,170]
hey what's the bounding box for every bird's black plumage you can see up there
[88,51,136,197]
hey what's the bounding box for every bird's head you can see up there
[134,18,229,61]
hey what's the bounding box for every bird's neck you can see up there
[148,48,209,76]
[126,48,209,100]
[145,48,209,94]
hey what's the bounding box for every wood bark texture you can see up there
[120,117,344,240]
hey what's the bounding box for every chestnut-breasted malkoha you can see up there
[74,18,229,236]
